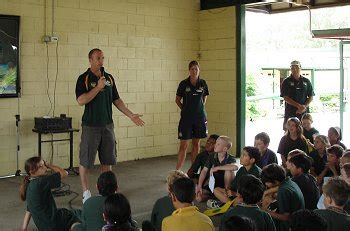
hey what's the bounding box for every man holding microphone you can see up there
[75,48,144,203]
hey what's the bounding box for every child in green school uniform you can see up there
[315,177,350,231]
[20,157,80,231]
[261,163,304,231]
[220,174,276,231]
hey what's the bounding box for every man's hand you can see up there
[195,185,203,201]
[130,114,145,126]
[97,76,106,90]
[296,104,307,114]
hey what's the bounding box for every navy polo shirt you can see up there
[280,75,314,118]
[176,77,209,119]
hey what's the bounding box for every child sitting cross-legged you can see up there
[219,175,276,231]
[213,146,262,207]
[196,136,237,207]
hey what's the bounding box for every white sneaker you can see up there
[82,190,91,204]
[206,199,222,209]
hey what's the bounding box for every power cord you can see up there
[51,182,80,210]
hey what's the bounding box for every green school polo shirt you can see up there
[75,68,120,127]
[220,204,276,231]
[230,164,262,192]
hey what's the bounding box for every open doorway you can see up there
[244,6,350,152]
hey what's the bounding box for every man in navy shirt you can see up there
[280,60,314,130]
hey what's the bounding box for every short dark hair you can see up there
[170,177,195,204]
[243,146,261,164]
[97,171,118,197]
[88,48,102,59]
[289,154,312,173]
[104,193,131,229]
[209,134,220,141]
[342,163,350,178]
[221,216,257,231]
[188,60,199,70]
[327,144,344,158]
[322,177,350,206]
[291,210,327,231]
[261,164,286,184]
[237,175,265,204]
[254,132,270,145]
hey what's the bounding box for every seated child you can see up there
[214,146,261,206]
[301,113,319,144]
[220,216,257,231]
[254,132,278,168]
[261,164,305,231]
[288,153,320,209]
[285,149,307,173]
[340,150,350,169]
[187,134,219,180]
[309,135,330,184]
[102,193,138,231]
[73,171,120,231]
[196,136,237,203]
[277,117,309,167]
[315,177,350,231]
[20,157,80,231]
[149,170,187,231]
[341,163,350,213]
[162,177,214,231]
[318,144,344,183]
[220,175,276,231]
[290,210,327,231]
[328,126,347,150]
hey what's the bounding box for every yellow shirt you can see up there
[162,206,214,231]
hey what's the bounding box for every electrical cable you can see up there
[52,40,59,117]
[45,42,53,116]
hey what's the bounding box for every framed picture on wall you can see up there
[0,14,20,98]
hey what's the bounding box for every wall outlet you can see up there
[43,35,59,43]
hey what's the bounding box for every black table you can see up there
[32,128,79,175]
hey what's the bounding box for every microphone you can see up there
[100,67,111,86]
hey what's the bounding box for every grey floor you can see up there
[0,155,222,231]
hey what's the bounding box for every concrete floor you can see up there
[0,155,222,231]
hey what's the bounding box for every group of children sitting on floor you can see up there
[18,114,350,231]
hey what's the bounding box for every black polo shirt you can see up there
[303,127,319,144]
[204,152,235,188]
[277,135,309,158]
[188,150,211,178]
[309,150,328,176]
[176,77,209,119]
[291,173,320,210]
[280,75,314,119]
[75,68,120,127]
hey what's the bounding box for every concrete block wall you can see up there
[0,1,237,175]
[199,7,237,154]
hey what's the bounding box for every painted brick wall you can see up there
[199,7,237,154]
[0,1,237,175]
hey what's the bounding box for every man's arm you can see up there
[283,96,306,113]
[76,77,105,106]
[305,96,313,107]
[196,167,209,195]
[113,98,144,126]
[202,95,207,105]
[175,96,182,110]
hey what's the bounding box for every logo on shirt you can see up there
[290,82,295,86]
[303,82,307,86]
[91,82,96,88]
[179,132,182,137]
[196,87,204,93]
[185,87,190,92]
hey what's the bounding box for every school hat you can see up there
[290,60,301,67]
